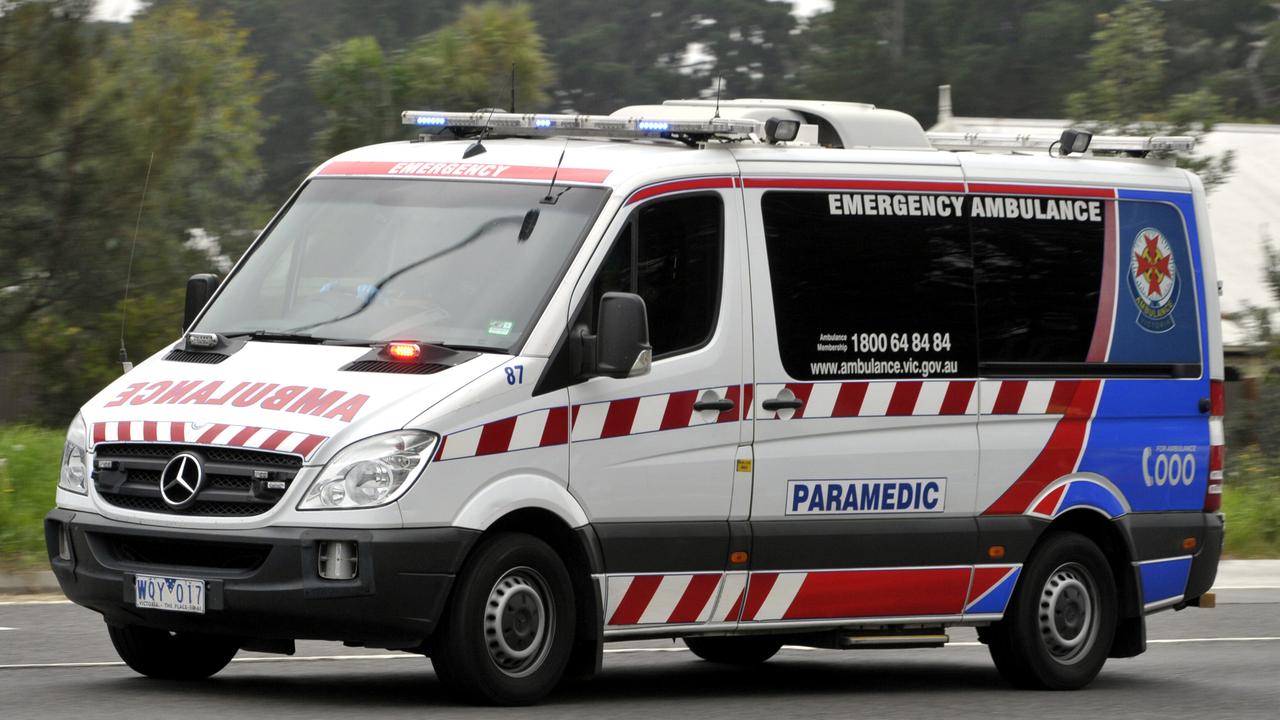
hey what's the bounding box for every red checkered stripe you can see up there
[753,379,1084,419]
[605,565,1026,626]
[605,572,748,626]
[91,420,327,459]
[434,385,744,462]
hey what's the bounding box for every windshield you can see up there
[195,178,608,351]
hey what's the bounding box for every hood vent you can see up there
[164,349,229,364]
[341,360,449,375]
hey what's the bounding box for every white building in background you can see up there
[930,86,1280,354]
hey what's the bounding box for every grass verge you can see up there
[0,425,61,571]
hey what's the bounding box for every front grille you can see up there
[95,533,272,571]
[342,359,448,374]
[94,443,302,517]
[163,349,229,364]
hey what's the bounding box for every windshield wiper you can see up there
[218,330,368,346]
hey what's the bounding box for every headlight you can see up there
[298,430,438,510]
[59,414,89,495]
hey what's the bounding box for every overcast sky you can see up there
[91,0,834,23]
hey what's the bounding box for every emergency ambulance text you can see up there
[787,479,946,515]
[104,380,370,423]
[828,193,1103,222]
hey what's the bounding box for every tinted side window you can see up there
[588,194,723,358]
[761,192,977,380]
[972,207,1105,363]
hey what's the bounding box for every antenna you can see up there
[463,106,499,159]
[118,151,155,374]
[713,74,723,119]
[510,63,517,114]
[540,139,571,205]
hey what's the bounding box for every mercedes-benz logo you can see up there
[159,453,204,509]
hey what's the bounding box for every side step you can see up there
[839,630,949,649]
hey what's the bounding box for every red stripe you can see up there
[660,390,698,430]
[940,381,975,415]
[142,421,157,441]
[318,160,611,183]
[966,566,1017,606]
[541,406,570,446]
[117,422,131,441]
[723,587,746,622]
[261,429,293,451]
[626,177,735,205]
[991,381,1027,415]
[740,573,779,621]
[92,422,106,444]
[887,381,922,416]
[1087,200,1119,361]
[169,422,186,443]
[667,574,721,624]
[434,436,448,461]
[196,423,228,444]
[601,397,641,438]
[717,385,740,423]
[476,416,518,456]
[292,434,327,458]
[967,183,1116,198]
[742,178,966,193]
[782,568,971,619]
[228,426,259,447]
[832,382,868,417]
[609,575,663,625]
[1032,485,1068,516]
[742,384,754,419]
[1046,380,1079,415]
[983,380,1102,515]
[785,383,815,418]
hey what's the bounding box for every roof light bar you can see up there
[927,131,1195,154]
[402,110,762,141]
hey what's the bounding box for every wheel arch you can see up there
[1035,508,1146,658]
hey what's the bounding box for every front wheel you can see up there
[107,624,238,680]
[430,532,576,705]
[987,532,1118,690]
[684,635,783,664]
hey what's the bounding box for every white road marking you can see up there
[0,599,72,606]
[0,627,14,631]
[2,637,1279,671]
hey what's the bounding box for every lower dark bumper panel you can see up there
[45,508,479,647]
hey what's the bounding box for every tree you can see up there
[0,0,270,423]
[309,2,554,159]
[1066,0,1234,190]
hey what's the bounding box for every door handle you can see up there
[693,398,735,413]
[761,397,804,411]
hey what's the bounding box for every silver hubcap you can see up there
[483,567,554,677]
[1038,562,1099,664]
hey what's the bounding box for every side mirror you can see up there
[184,273,220,331]
[575,292,652,379]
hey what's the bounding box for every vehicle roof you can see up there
[313,135,1192,195]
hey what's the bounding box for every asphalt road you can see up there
[2,586,1277,719]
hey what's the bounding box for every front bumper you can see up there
[45,508,479,647]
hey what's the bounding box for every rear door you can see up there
[739,167,984,627]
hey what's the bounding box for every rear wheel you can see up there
[684,635,783,664]
[987,532,1117,690]
[107,624,238,680]
[430,532,576,705]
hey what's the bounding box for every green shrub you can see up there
[0,425,62,570]
[1222,447,1280,557]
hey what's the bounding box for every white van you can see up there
[47,99,1225,705]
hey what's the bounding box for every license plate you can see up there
[134,574,206,614]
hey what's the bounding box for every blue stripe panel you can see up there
[1139,556,1193,606]
[1059,481,1127,518]
[966,567,1022,615]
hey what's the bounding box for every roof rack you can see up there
[401,110,761,144]
[927,131,1195,154]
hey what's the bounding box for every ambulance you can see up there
[46,98,1225,705]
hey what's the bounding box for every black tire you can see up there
[987,531,1118,690]
[430,532,576,705]
[684,635,783,664]
[107,624,238,680]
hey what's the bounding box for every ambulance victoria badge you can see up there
[1129,227,1178,333]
